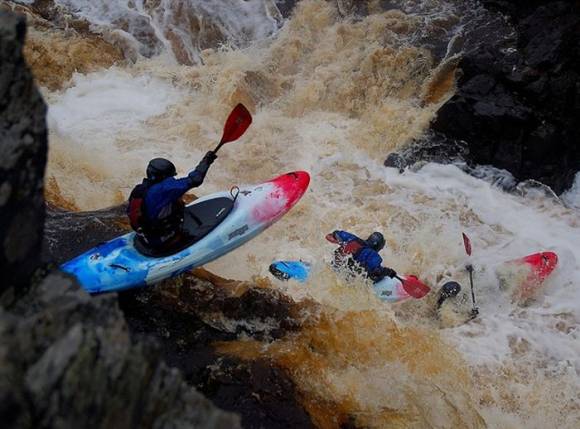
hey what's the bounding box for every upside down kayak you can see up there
[498,251,559,299]
[269,260,430,303]
[61,171,310,293]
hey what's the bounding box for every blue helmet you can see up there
[366,232,385,251]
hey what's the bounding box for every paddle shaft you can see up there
[467,264,476,309]
[463,232,479,316]
[213,141,227,154]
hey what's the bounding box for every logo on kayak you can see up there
[228,224,249,240]
[109,263,129,272]
[380,290,392,296]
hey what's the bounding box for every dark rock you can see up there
[0,272,240,429]
[118,274,316,428]
[275,0,300,19]
[430,0,580,194]
[43,204,128,264]
[397,132,470,167]
[383,153,406,172]
[201,357,315,429]
[0,11,47,293]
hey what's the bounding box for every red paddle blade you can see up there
[325,233,338,244]
[401,276,430,299]
[462,232,472,256]
[220,103,252,144]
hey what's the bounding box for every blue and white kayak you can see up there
[269,259,417,303]
[61,171,310,294]
[268,260,312,282]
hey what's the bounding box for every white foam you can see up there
[562,172,580,210]
[48,69,180,140]
[53,0,281,63]
[46,68,185,208]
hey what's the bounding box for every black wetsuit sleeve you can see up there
[188,151,217,187]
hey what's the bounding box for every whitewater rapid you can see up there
[29,0,580,427]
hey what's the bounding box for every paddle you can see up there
[325,233,430,299]
[462,232,479,317]
[213,103,252,154]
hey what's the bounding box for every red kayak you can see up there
[500,251,558,299]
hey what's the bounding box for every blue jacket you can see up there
[332,230,384,274]
[144,170,204,221]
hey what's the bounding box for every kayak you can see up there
[498,251,558,299]
[269,260,421,303]
[268,260,311,282]
[61,171,310,294]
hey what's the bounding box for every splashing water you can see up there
[38,0,580,426]
[52,0,282,63]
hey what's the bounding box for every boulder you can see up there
[0,272,240,429]
[430,0,580,194]
[0,11,47,294]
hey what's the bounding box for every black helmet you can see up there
[440,281,461,299]
[366,232,385,251]
[146,158,176,182]
[437,281,462,308]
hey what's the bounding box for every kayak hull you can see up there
[500,251,558,299]
[61,171,310,294]
[269,260,413,303]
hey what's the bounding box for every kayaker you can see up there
[326,230,398,282]
[127,152,217,251]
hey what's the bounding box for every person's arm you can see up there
[145,177,195,218]
[369,266,398,282]
[188,151,217,187]
[364,251,396,282]
[329,230,359,244]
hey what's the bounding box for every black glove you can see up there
[197,151,217,173]
[196,151,217,174]
[383,267,397,279]
[204,150,217,164]
[189,151,217,186]
[369,267,396,282]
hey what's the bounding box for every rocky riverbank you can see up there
[429,0,580,194]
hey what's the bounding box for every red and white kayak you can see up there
[498,251,558,299]
[61,171,310,294]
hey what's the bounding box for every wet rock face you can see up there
[0,272,240,429]
[0,11,47,293]
[431,0,580,194]
[118,274,316,428]
[43,204,129,264]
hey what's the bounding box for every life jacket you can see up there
[127,181,150,233]
[127,180,185,244]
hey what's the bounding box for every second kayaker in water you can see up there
[326,230,398,282]
[127,152,217,252]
